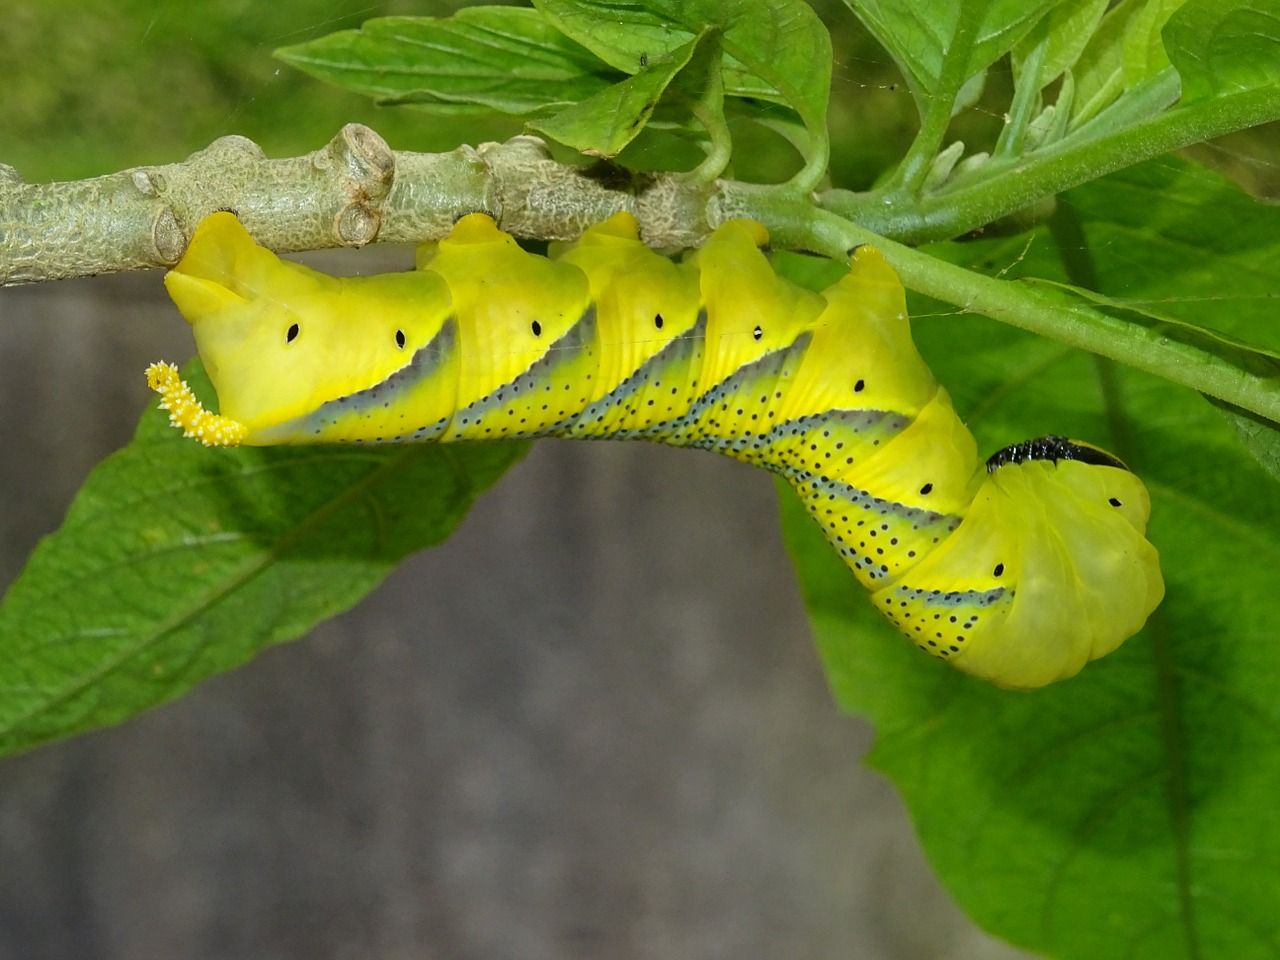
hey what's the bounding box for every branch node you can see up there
[321,124,396,206]
[336,203,380,247]
[131,169,165,197]
[194,135,266,163]
[481,135,554,167]
[153,208,186,263]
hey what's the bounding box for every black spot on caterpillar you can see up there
[147,211,1164,689]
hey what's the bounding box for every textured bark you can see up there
[0,126,721,285]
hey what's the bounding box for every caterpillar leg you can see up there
[145,362,247,447]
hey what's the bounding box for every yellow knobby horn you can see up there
[145,362,248,447]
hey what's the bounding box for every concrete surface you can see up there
[0,262,1039,959]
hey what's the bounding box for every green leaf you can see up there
[1001,0,1112,157]
[529,30,706,158]
[274,8,621,117]
[1207,398,1280,481]
[532,0,819,104]
[786,159,1280,960]
[1060,65,1181,143]
[845,0,1064,100]
[1070,0,1191,128]
[1165,0,1280,102]
[787,425,1280,960]
[1019,278,1280,401]
[1054,158,1280,350]
[1056,156,1280,475]
[534,0,831,186]
[1012,0,1111,92]
[0,365,525,756]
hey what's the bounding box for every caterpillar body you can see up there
[148,211,1164,690]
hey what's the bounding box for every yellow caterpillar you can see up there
[147,211,1164,689]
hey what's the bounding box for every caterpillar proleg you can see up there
[148,211,1163,689]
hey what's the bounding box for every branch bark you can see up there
[0,125,720,285]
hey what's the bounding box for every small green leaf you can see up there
[1062,65,1181,142]
[275,8,622,117]
[1012,0,1111,92]
[923,140,967,190]
[532,0,809,105]
[534,0,831,187]
[1165,0,1280,101]
[1070,0,1190,128]
[1124,0,1188,81]
[0,365,525,756]
[529,31,705,157]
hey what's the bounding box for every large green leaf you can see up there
[1165,0,1280,102]
[785,160,1280,960]
[1053,159,1280,348]
[274,7,621,116]
[0,365,525,756]
[1207,398,1280,481]
[1050,157,1280,480]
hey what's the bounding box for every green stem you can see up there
[885,4,982,194]
[822,82,1280,244]
[717,37,830,196]
[682,41,733,185]
[888,91,959,195]
[787,132,831,196]
[689,100,735,184]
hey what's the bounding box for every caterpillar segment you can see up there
[149,211,1163,689]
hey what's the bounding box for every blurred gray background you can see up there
[0,264,1040,959]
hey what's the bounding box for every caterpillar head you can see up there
[874,436,1163,689]
[156,212,453,443]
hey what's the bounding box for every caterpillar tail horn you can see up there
[145,362,247,447]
